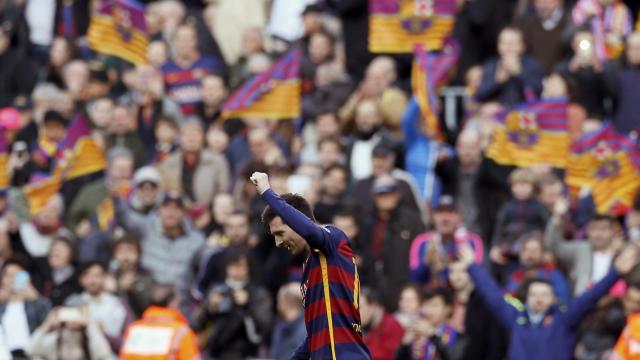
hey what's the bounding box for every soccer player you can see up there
[250,172,372,359]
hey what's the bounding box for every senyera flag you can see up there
[25,115,106,216]
[411,37,460,140]
[0,127,9,189]
[57,114,106,181]
[485,98,569,168]
[566,122,640,215]
[369,0,456,53]
[88,0,149,65]
[222,49,301,119]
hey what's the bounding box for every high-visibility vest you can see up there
[120,307,201,360]
[612,313,640,360]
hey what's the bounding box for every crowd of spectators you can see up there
[0,0,639,359]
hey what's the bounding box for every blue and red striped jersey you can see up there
[262,189,372,360]
[161,55,224,115]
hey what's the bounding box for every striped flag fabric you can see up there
[87,0,149,65]
[566,122,640,215]
[485,98,569,168]
[23,174,63,216]
[0,127,9,189]
[222,49,301,119]
[369,0,456,53]
[411,37,460,140]
[58,115,106,180]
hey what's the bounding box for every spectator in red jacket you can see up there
[360,287,404,360]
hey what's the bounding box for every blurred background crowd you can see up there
[0,0,639,359]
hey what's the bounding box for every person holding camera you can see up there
[0,258,51,359]
[27,306,115,360]
[395,287,464,360]
[191,248,271,359]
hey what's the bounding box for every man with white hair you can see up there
[436,128,512,243]
[339,56,408,136]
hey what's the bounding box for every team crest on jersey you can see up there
[592,141,620,179]
[506,110,540,148]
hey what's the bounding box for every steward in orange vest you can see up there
[120,284,201,360]
[612,313,640,360]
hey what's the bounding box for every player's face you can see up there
[269,217,307,255]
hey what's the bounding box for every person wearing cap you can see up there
[350,141,423,220]
[0,107,23,143]
[359,174,425,310]
[408,195,484,287]
[115,190,205,310]
[128,166,163,218]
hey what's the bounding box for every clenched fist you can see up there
[250,172,271,195]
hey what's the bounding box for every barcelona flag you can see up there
[58,115,106,180]
[87,0,149,65]
[485,99,569,168]
[24,175,63,216]
[96,197,115,230]
[369,0,456,53]
[566,123,640,215]
[0,127,9,189]
[222,49,301,119]
[411,38,460,140]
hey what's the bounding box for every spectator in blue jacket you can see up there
[504,231,571,305]
[475,27,544,106]
[457,242,640,360]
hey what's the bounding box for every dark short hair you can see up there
[516,277,554,303]
[261,193,316,232]
[332,208,357,222]
[517,230,545,250]
[154,114,178,132]
[112,234,142,256]
[323,164,348,178]
[241,161,269,181]
[422,287,453,306]
[224,247,250,269]
[361,287,383,306]
[77,261,107,278]
[589,213,615,225]
[1,257,30,274]
[150,283,177,307]
[227,210,250,222]
[318,136,343,151]
[52,235,78,264]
